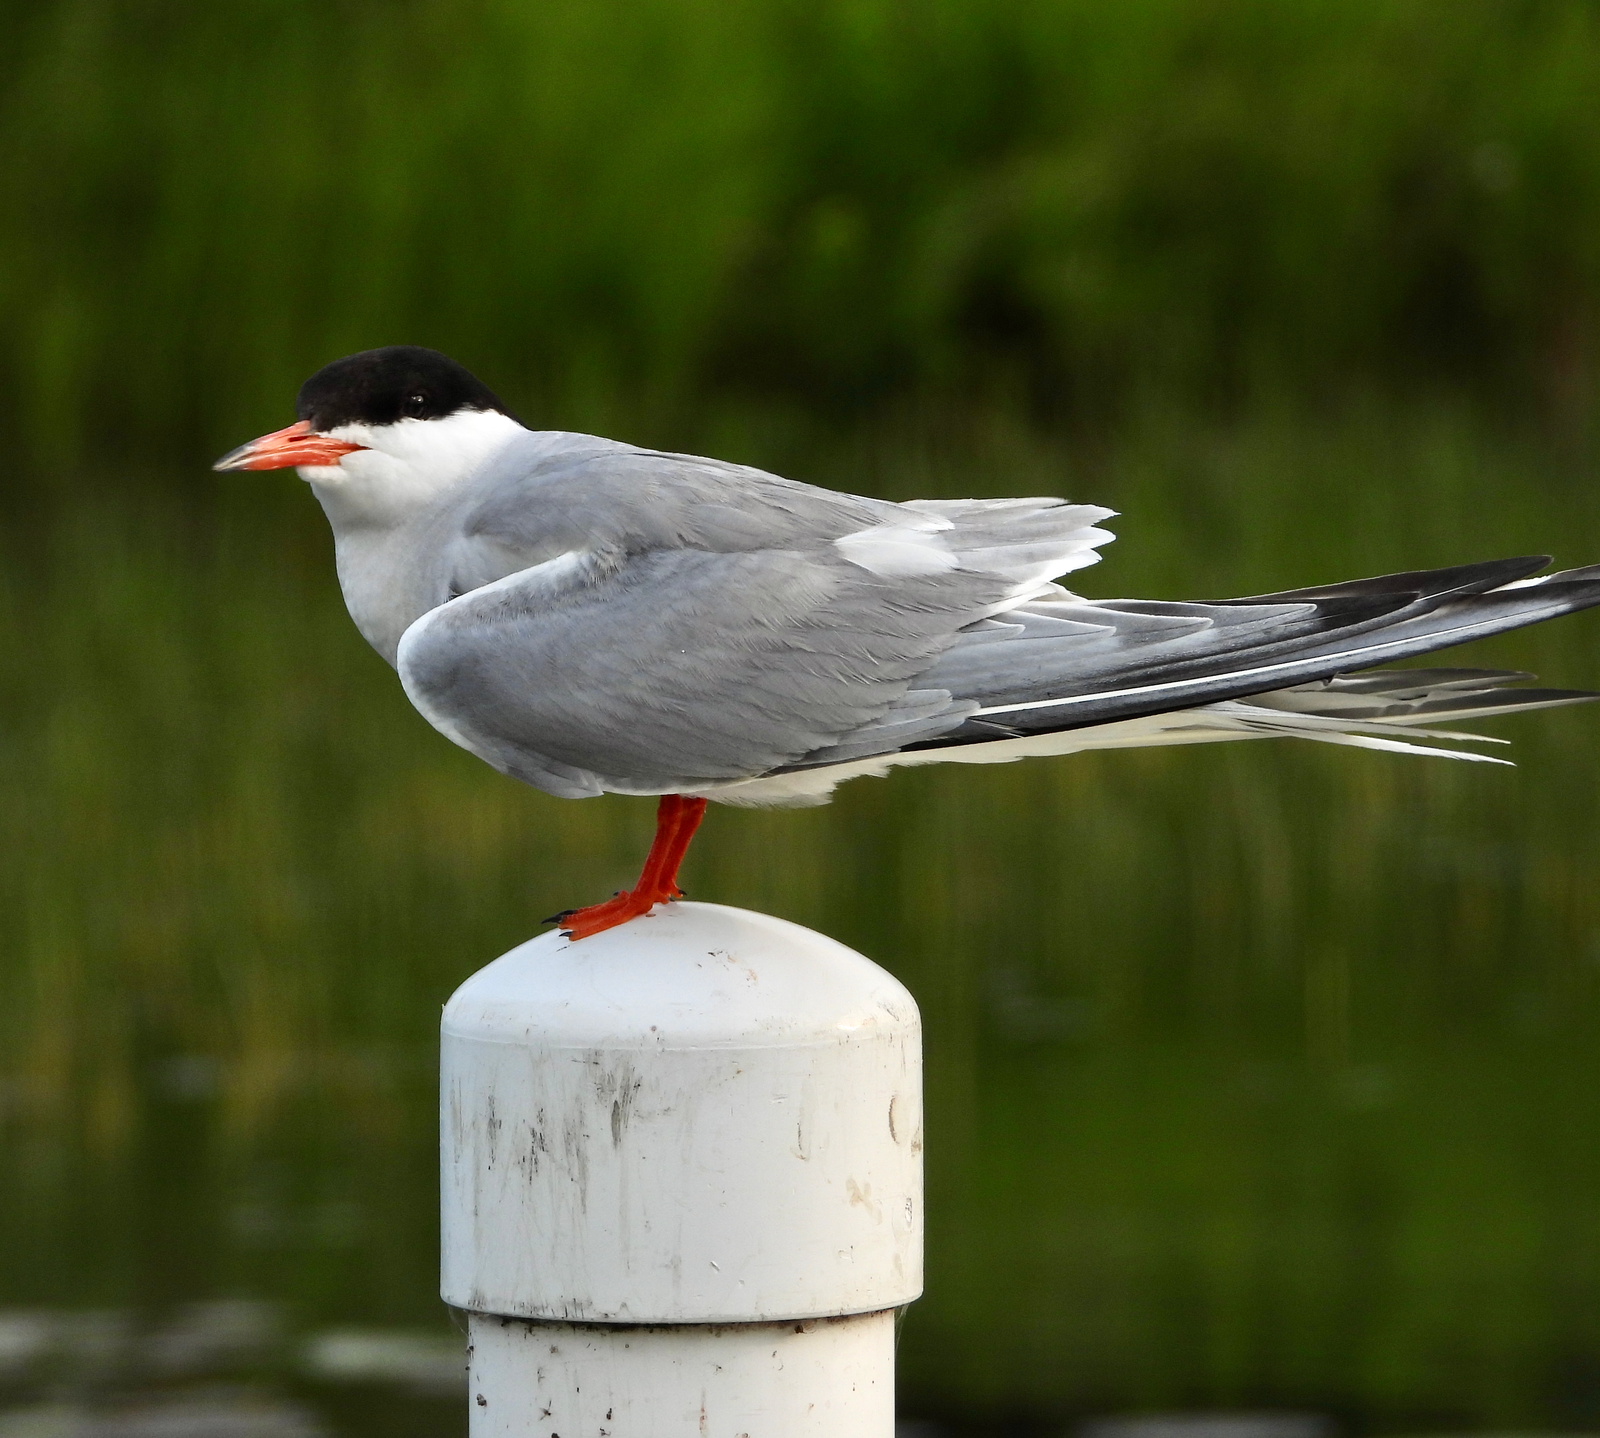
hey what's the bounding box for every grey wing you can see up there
[396,491,1117,798]
[457,439,895,558]
[457,440,1117,575]
[929,558,1600,729]
[780,555,1600,772]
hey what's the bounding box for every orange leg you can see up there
[553,795,709,941]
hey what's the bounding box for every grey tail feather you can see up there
[921,557,1600,748]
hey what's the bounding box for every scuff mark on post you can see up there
[518,1109,550,1178]
[845,1177,882,1223]
[484,1093,501,1171]
[562,1116,591,1215]
[589,1053,642,1148]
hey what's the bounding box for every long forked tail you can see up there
[715,556,1600,806]
[906,555,1599,743]
[1076,667,1595,767]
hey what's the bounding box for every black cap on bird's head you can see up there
[214,346,515,472]
[295,346,513,431]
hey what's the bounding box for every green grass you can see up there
[1,403,1594,1428]
[2,0,1594,474]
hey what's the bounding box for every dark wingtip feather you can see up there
[1223,555,1551,606]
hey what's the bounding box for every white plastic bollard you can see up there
[440,901,924,1435]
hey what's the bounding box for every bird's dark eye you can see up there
[403,392,429,418]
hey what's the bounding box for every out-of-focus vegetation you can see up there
[0,1,1596,1434]
[2,0,1595,473]
[3,412,1595,1432]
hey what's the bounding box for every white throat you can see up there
[301,408,525,531]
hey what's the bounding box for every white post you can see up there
[440,902,924,1436]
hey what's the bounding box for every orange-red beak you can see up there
[213,419,368,472]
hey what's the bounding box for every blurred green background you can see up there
[1,1,1596,1434]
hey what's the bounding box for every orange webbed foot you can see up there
[553,889,670,941]
[551,795,707,941]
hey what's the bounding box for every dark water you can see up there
[1,413,1596,1435]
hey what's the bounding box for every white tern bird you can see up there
[216,346,1600,938]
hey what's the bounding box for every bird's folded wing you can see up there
[916,557,1600,734]
[398,450,1116,794]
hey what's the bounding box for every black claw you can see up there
[544,891,628,926]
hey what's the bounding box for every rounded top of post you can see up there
[442,903,918,1050]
